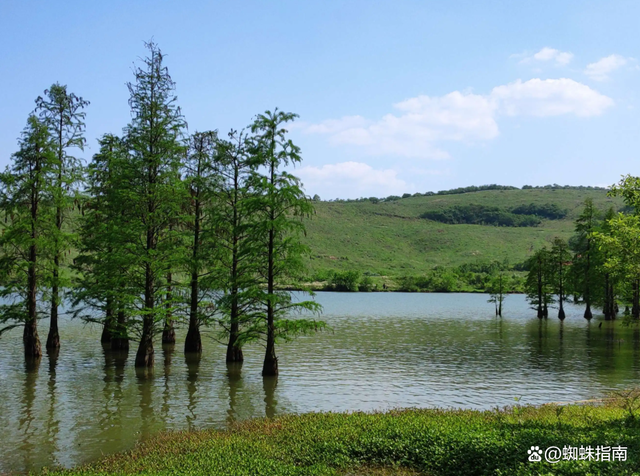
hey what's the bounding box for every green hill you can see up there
[303,187,623,276]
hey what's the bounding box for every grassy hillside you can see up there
[303,187,623,276]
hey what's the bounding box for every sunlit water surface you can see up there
[1,292,640,472]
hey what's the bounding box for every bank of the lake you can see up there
[45,401,640,476]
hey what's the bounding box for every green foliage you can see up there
[511,202,568,219]
[245,110,324,373]
[52,403,640,476]
[72,134,134,330]
[0,115,57,326]
[421,203,567,227]
[421,204,542,227]
[329,270,362,291]
[524,247,554,317]
[119,41,188,364]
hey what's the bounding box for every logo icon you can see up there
[528,446,543,462]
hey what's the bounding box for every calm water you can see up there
[1,292,640,472]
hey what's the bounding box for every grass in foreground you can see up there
[45,397,640,476]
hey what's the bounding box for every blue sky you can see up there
[1,0,639,199]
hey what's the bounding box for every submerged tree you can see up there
[247,110,324,376]
[211,129,262,362]
[182,131,218,353]
[73,134,133,350]
[0,115,57,357]
[549,237,571,320]
[35,83,89,351]
[598,207,619,320]
[123,41,187,368]
[570,198,602,319]
[525,247,554,318]
[487,272,509,316]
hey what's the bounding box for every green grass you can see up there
[45,397,640,475]
[303,188,623,275]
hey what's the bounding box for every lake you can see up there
[1,292,639,472]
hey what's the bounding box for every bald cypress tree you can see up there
[73,134,133,351]
[247,110,323,376]
[34,83,89,351]
[123,41,187,368]
[0,115,57,357]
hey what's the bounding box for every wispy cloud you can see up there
[516,47,574,66]
[584,54,632,81]
[296,161,409,199]
[302,79,612,159]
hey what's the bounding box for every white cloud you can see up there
[296,161,408,199]
[519,47,574,66]
[491,78,614,117]
[303,79,612,158]
[585,54,629,81]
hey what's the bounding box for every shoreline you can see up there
[41,397,640,475]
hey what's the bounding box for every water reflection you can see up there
[226,362,242,423]
[45,350,59,465]
[20,356,40,471]
[263,376,277,418]
[185,353,201,430]
[3,293,640,472]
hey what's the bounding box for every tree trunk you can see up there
[46,252,60,351]
[24,312,42,358]
[111,309,129,351]
[584,303,593,320]
[227,163,243,362]
[226,287,243,362]
[262,160,278,377]
[604,274,612,321]
[135,263,154,368]
[161,271,175,344]
[26,192,42,358]
[536,265,544,319]
[185,191,201,354]
[633,278,639,319]
[101,297,114,344]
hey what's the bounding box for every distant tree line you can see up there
[321,184,608,203]
[420,203,567,227]
[0,42,324,376]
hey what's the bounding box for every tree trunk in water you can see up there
[25,232,42,358]
[135,318,154,367]
[262,318,278,377]
[558,302,565,320]
[101,299,114,344]
[161,271,175,344]
[226,323,244,362]
[262,160,278,377]
[46,256,60,351]
[185,184,201,354]
[536,265,543,318]
[184,271,201,353]
[603,275,612,321]
[633,279,640,319]
[584,303,593,320]
[111,310,129,351]
[135,263,154,368]
[543,303,548,318]
[226,290,243,362]
[24,317,42,358]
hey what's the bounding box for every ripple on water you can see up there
[1,293,640,471]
